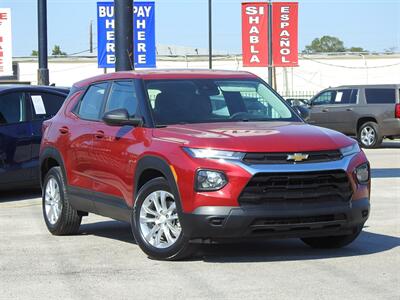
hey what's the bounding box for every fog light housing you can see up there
[355,163,370,184]
[195,170,227,191]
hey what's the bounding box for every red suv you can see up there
[40,70,370,260]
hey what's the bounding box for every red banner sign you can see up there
[272,2,298,67]
[241,2,269,67]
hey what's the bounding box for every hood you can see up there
[152,122,355,152]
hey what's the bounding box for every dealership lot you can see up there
[0,141,399,300]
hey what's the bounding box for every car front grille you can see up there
[243,150,342,164]
[238,170,353,206]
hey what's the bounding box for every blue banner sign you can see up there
[97,1,156,68]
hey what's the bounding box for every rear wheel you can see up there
[42,167,82,235]
[301,226,363,249]
[131,177,194,260]
[358,122,382,148]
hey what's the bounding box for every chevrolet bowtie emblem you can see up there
[287,153,309,162]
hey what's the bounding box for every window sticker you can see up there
[31,95,46,114]
[335,92,343,103]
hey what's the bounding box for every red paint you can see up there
[41,70,370,213]
[241,2,269,67]
[272,2,298,67]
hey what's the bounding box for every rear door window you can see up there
[29,92,66,120]
[332,89,358,104]
[76,83,108,121]
[365,88,396,104]
[0,92,27,125]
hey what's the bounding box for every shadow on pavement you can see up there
[379,141,400,149]
[0,188,41,203]
[76,219,399,263]
[79,220,136,244]
[371,168,400,178]
[196,230,400,263]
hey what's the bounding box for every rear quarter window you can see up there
[365,88,396,104]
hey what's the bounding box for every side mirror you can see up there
[102,109,143,127]
[294,105,310,122]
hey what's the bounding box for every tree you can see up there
[51,45,67,56]
[347,47,367,52]
[31,50,38,56]
[304,35,346,53]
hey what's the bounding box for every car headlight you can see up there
[355,163,370,184]
[340,143,360,157]
[195,170,228,191]
[183,147,245,161]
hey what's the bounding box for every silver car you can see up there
[308,84,400,148]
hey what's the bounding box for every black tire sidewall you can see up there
[358,122,381,148]
[131,177,190,260]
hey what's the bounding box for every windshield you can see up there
[145,78,301,125]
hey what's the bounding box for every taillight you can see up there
[396,104,400,119]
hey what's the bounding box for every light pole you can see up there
[208,0,212,69]
[267,0,273,86]
[115,0,134,71]
[37,0,49,85]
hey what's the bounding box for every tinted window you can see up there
[332,89,358,104]
[365,88,396,104]
[0,92,26,125]
[146,79,298,125]
[29,92,66,120]
[105,81,137,116]
[313,91,334,105]
[77,83,108,120]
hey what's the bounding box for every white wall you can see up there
[15,54,400,94]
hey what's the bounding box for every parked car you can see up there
[40,70,370,260]
[0,85,69,190]
[308,85,400,148]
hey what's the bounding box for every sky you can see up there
[2,0,400,56]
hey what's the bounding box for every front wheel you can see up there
[301,226,363,249]
[131,177,195,260]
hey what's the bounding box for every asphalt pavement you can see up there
[0,141,399,300]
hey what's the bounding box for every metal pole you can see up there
[267,0,273,86]
[115,0,134,71]
[359,53,368,84]
[89,20,93,53]
[208,0,212,69]
[37,0,49,85]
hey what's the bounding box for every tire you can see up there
[131,177,195,260]
[301,226,363,249]
[42,166,82,235]
[358,121,382,148]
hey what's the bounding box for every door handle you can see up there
[322,109,329,112]
[95,131,105,139]
[59,126,69,134]
[346,108,353,111]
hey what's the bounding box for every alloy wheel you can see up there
[360,126,376,146]
[139,190,182,249]
[44,177,62,225]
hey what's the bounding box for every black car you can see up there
[0,85,69,190]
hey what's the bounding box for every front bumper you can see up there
[180,198,370,242]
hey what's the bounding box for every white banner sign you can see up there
[0,8,12,76]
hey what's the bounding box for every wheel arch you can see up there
[40,147,67,188]
[134,155,181,211]
[357,117,378,132]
